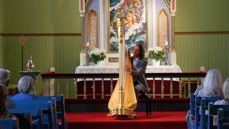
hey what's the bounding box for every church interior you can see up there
[1,0,229,129]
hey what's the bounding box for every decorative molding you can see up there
[86,9,98,48]
[153,0,157,48]
[100,0,105,50]
[158,8,170,48]
[175,31,229,35]
[0,33,81,36]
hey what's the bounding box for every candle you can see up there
[86,42,90,47]
[80,50,86,66]
[165,41,168,46]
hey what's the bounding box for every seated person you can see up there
[0,84,15,119]
[214,77,229,105]
[1,83,31,129]
[10,76,38,100]
[0,68,16,109]
[194,69,223,97]
[125,42,149,98]
[187,69,224,129]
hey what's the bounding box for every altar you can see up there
[73,65,183,99]
[75,65,181,74]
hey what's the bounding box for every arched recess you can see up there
[87,9,98,48]
[158,9,169,48]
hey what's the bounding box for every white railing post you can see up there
[179,77,182,98]
[102,78,104,99]
[153,77,156,98]
[83,78,87,99]
[161,77,164,98]
[170,77,173,98]
[74,78,78,99]
[93,78,95,99]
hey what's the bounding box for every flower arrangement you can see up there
[89,48,106,64]
[147,47,165,61]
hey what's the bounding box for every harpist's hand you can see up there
[125,65,131,74]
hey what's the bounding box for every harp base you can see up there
[109,108,135,119]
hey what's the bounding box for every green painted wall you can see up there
[0,0,4,67]
[1,0,229,97]
[175,35,229,77]
[1,36,81,96]
[2,0,81,33]
[174,0,229,79]
[0,0,82,97]
[175,0,229,32]
[0,37,3,67]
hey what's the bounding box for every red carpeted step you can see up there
[66,112,187,129]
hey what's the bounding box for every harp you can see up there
[108,17,137,119]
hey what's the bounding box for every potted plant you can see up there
[89,48,106,65]
[147,47,165,66]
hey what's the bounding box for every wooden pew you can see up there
[38,94,66,129]
[217,106,229,129]
[207,103,229,129]
[194,96,222,129]
[11,99,56,129]
[200,97,222,129]
[0,118,19,129]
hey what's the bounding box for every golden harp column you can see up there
[108,17,137,119]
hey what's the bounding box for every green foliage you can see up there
[148,48,165,61]
[89,51,106,64]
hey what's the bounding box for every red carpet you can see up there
[66,112,187,129]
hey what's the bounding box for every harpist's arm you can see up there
[130,60,147,76]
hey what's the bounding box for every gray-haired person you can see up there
[214,77,229,105]
[0,68,10,86]
[11,76,38,100]
[187,69,224,129]
[0,68,16,109]
[194,69,223,97]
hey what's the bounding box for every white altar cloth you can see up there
[75,65,182,74]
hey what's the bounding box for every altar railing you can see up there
[41,72,206,100]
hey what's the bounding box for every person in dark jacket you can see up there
[125,42,149,97]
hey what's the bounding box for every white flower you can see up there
[89,48,105,56]
[89,48,106,64]
[148,47,163,53]
[147,46,164,60]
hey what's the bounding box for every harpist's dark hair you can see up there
[135,41,145,60]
